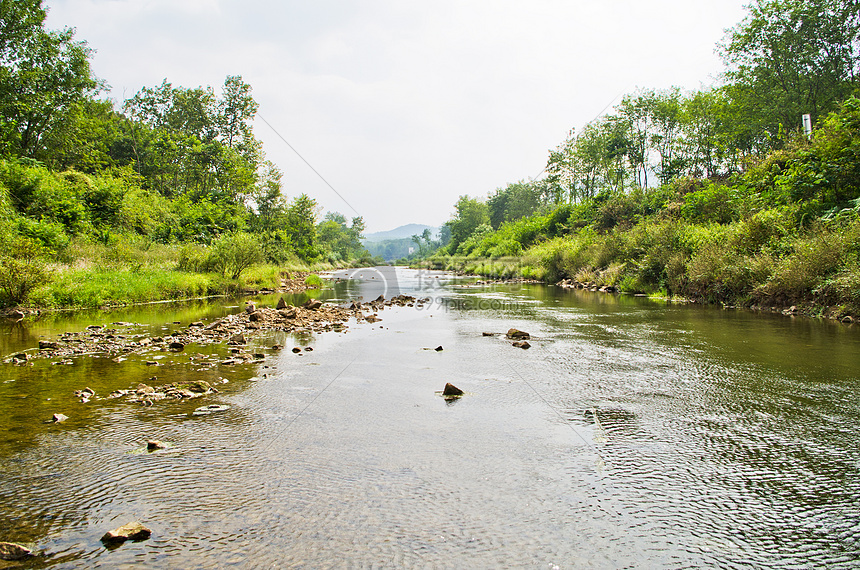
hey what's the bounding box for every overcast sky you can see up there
[46,0,749,233]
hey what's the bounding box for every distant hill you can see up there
[363,224,439,243]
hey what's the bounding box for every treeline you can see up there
[430,0,860,318]
[0,1,378,308]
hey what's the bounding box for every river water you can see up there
[1,268,858,568]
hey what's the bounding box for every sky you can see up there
[45,0,749,233]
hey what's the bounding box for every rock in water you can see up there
[506,328,530,340]
[434,345,443,352]
[52,413,68,423]
[276,297,287,310]
[442,383,464,396]
[101,521,151,543]
[512,341,531,349]
[230,332,247,344]
[168,341,185,351]
[147,440,167,451]
[39,340,58,350]
[481,332,495,337]
[303,299,322,310]
[0,542,33,560]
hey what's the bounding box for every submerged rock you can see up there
[101,521,151,544]
[192,404,230,416]
[0,542,33,561]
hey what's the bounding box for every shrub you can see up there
[207,232,263,279]
[0,236,53,306]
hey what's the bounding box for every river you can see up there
[1,267,858,568]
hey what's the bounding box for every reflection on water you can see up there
[1,269,858,568]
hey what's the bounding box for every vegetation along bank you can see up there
[0,1,383,312]
[414,0,860,322]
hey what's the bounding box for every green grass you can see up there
[30,267,218,308]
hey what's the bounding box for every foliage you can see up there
[0,234,52,305]
[207,232,263,280]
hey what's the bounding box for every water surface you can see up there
[1,268,858,568]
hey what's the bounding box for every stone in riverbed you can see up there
[0,542,33,560]
[101,521,151,544]
[51,413,68,423]
[303,299,322,310]
[147,440,167,451]
[168,341,185,351]
[506,328,530,340]
[442,383,464,397]
[248,311,263,322]
[39,340,58,350]
[276,297,288,310]
[512,341,531,349]
[291,347,301,353]
[230,333,246,344]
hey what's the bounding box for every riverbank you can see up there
[419,253,859,324]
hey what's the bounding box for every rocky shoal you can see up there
[4,294,428,366]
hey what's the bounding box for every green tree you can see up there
[286,193,319,261]
[720,0,860,152]
[445,195,489,253]
[0,5,100,160]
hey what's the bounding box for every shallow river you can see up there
[1,268,858,568]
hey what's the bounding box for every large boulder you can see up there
[506,328,530,340]
[101,521,151,544]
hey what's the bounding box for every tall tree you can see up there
[720,0,860,151]
[0,2,99,160]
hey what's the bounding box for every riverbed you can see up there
[1,268,858,568]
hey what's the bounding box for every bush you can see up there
[0,236,53,306]
[207,232,263,279]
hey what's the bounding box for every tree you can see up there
[445,196,489,253]
[720,0,860,152]
[0,6,100,160]
[217,75,258,154]
[286,193,319,261]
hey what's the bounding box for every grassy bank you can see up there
[424,211,860,320]
[1,236,344,311]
